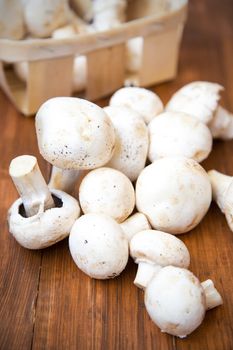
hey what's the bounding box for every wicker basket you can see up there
[0,0,188,116]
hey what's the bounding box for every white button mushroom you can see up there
[208,105,233,140]
[125,2,169,76]
[36,97,115,170]
[69,213,128,279]
[104,106,149,181]
[136,157,212,234]
[110,87,164,124]
[8,189,80,249]
[148,112,212,163]
[8,155,80,249]
[145,266,223,338]
[24,0,72,38]
[0,0,26,39]
[166,81,233,140]
[35,97,115,193]
[71,55,87,93]
[130,230,190,289]
[126,37,143,74]
[92,0,127,31]
[79,167,135,223]
[166,81,223,124]
[208,169,233,231]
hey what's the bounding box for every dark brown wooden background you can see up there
[1,1,233,349]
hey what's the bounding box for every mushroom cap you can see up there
[166,81,223,124]
[0,0,26,39]
[126,37,143,73]
[220,180,233,231]
[136,157,212,234]
[24,0,71,37]
[72,56,87,92]
[79,167,135,223]
[145,266,206,337]
[208,105,233,140]
[8,189,80,249]
[52,24,77,38]
[130,230,190,268]
[69,213,129,279]
[104,106,149,181]
[148,112,213,163]
[36,97,115,170]
[109,87,164,124]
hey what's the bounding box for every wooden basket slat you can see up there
[0,0,188,115]
[139,23,184,86]
[0,62,28,114]
[27,56,74,115]
[86,44,125,101]
[0,3,187,62]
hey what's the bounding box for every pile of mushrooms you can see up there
[1,1,179,90]
[1,0,143,92]
[8,80,233,338]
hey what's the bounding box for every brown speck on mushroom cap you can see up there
[104,106,149,182]
[35,97,115,170]
[69,213,128,279]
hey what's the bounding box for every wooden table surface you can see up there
[1,1,233,349]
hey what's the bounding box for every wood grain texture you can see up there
[0,0,233,349]
[86,44,125,101]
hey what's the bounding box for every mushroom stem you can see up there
[120,213,151,241]
[208,170,232,211]
[208,105,233,140]
[9,155,54,217]
[134,262,161,290]
[201,279,223,310]
[48,166,80,194]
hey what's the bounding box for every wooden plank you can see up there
[0,97,43,350]
[0,62,28,115]
[85,44,125,101]
[32,250,173,350]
